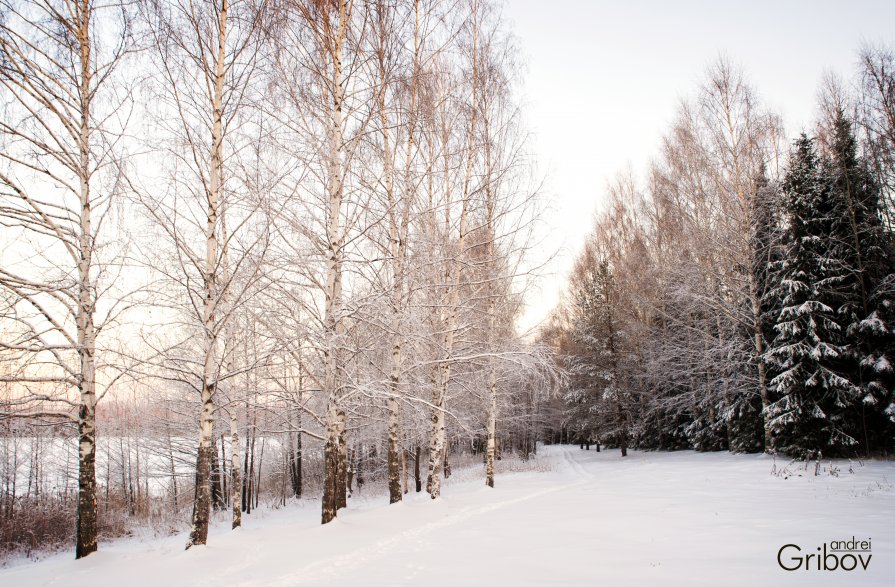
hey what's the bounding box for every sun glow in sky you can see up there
[507,0,895,333]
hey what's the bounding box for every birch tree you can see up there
[364,0,427,504]
[0,0,134,558]
[271,0,373,524]
[423,0,479,500]
[139,0,270,546]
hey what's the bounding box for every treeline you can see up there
[546,52,895,460]
[0,0,554,559]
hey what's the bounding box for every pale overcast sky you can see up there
[506,0,895,333]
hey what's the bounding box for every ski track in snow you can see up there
[243,478,589,587]
[3,445,894,587]
[226,449,594,587]
[203,448,595,587]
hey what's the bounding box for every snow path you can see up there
[3,446,894,586]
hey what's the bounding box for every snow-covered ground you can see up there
[3,445,893,586]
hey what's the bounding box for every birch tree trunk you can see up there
[414,446,422,492]
[0,0,130,559]
[187,0,228,549]
[484,314,497,487]
[482,78,498,488]
[321,398,339,523]
[75,0,98,556]
[230,409,242,529]
[401,444,408,495]
[382,70,403,503]
[288,383,303,498]
[426,2,479,499]
[376,0,419,506]
[317,0,350,524]
[336,409,348,510]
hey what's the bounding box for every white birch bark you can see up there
[230,408,242,529]
[187,0,228,548]
[75,0,98,553]
[426,1,479,499]
[0,0,129,558]
[321,0,349,524]
[379,0,420,505]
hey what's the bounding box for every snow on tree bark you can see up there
[187,0,228,549]
[230,409,242,529]
[75,0,98,551]
[426,0,478,500]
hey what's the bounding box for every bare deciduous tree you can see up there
[139,0,270,547]
[0,0,135,558]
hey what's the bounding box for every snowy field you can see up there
[2,445,894,586]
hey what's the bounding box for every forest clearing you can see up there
[2,445,893,586]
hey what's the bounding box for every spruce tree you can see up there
[591,258,632,455]
[563,251,607,447]
[765,135,858,457]
[860,276,895,452]
[564,252,634,453]
[744,169,784,452]
[825,110,895,453]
